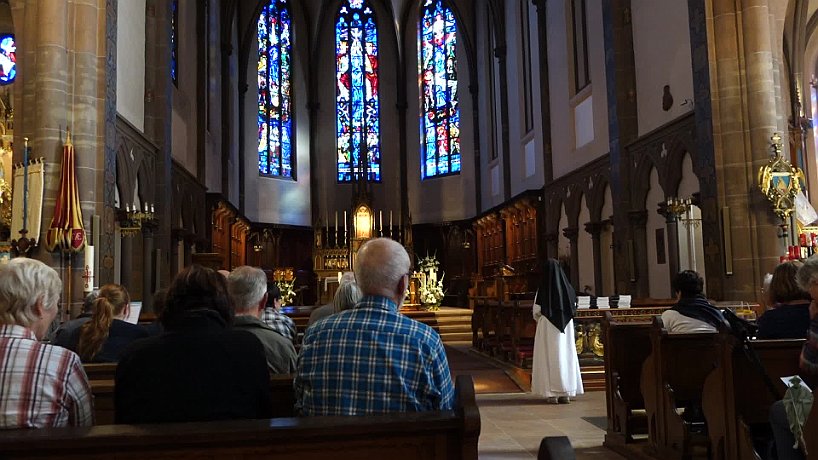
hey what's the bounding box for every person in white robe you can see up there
[531,259,584,403]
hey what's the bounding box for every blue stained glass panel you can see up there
[257,0,294,178]
[419,0,460,180]
[336,1,381,182]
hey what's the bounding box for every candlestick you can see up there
[379,210,383,233]
[335,211,339,247]
[343,211,347,239]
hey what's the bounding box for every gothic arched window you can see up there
[336,0,381,182]
[419,0,460,179]
[257,0,294,178]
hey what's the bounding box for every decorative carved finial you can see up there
[771,132,782,155]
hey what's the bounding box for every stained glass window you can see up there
[171,0,178,86]
[419,0,460,180]
[0,35,16,85]
[336,0,381,182]
[257,0,294,178]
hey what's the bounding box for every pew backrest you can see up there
[0,375,480,460]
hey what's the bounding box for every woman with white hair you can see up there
[0,258,94,428]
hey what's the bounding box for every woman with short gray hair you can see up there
[332,281,362,313]
[0,258,94,428]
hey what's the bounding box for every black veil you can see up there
[536,259,577,333]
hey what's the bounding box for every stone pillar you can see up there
[495,45,511,201]
[628,210,649,297]
[663,209,681,288]
[469,84,482,213]
[544,232,558,260]
[601,0,638,295]
[585,222,604,296]
[563,227,579,289]
[9,0,111,310]
[531,0,553,183]
[121,235,133,290]
[142,228,154,312]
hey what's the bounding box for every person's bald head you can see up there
[354,238,411,303]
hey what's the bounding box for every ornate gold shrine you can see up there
[758,132,806,221]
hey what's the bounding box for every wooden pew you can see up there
[640,316,721,460]
[506,299,536,368]
[88,371,297,424]
[82,363,117,381]
[0,375,480,460]
[470,296,492,350]
[601,312,653,447]
[702,335,808,460]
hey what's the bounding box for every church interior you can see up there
[2,0,818,458]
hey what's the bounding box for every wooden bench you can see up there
[0,375,480,460]
[89,372,297,424]
[601,312,653,447]
[702,334,806,460]
[640,317,722,460]
[506,299,536,368]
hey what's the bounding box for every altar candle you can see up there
[379,211,383,232]
[335,211,338,233]
[343,211,347,234]
[390,210,393,229]
[151,203,155,213]
[22,139,28,231]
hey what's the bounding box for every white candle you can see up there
[390,210,393,229]
[335,211,338,233]
[84,245,95,293]
[379,211,383,232]
[151,203,155,213]
[343,211,347,234]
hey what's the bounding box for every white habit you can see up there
[531,293,584,398]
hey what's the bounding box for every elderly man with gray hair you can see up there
[227,266,296,374]
[0,258,94,428]
[295,238,454,415]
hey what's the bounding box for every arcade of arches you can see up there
[0,0,813,318]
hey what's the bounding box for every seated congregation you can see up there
[0,238,479,459]
[603,263,818,460]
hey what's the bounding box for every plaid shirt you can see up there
[0,324,94,428]
[295,295,454,415]
[261,307,296,342]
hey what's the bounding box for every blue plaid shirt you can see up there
[261,308,296,343]
[294,295,454,415]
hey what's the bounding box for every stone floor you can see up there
[477,390,626,459]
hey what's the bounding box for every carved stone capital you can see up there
[628,210,648,227]
[584,222,604,238]
[562,227,579,241]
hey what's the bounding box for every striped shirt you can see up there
[0,324,94,428]
[295,295,454,415]
[261,308,296,343]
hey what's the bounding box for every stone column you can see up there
[9,0,111,310]
[563,227,579,289]
[628,210,649,297]
[121,235,133,290]
[601,0,638,295]
[663,208,681,288]
[495,45,511,201]
[585,222,604,296]
[531,0,553,183]
[544,232,558,259]
[142,228,154,312]
[692,0,787,300]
